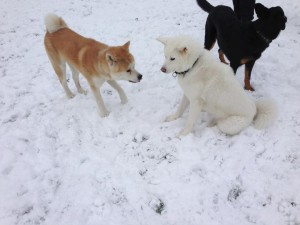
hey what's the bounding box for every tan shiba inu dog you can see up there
[44,14,142,117]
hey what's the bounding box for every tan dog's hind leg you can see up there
[53,61,75,98]
[46,48,75,98]
[68,64,87,95]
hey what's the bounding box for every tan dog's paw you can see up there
[79,88,87,95]
[67,92,75,99]
[99,110,110,118]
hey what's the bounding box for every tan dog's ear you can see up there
[157,37,168,45]
[122,41,130,50]
[106,53,115,66]
[178,47,188,54]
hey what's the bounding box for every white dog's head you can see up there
[157,35,203,74]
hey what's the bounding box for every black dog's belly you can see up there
[208,6,254,63]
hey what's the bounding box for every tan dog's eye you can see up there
[127,69,131,73]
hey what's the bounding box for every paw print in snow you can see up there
[278,200,299,225]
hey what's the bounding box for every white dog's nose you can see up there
[161,67,167,73]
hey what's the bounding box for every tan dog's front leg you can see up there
[107,80,128,104]
[89,80,109,117]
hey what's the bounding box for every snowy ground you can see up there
[0,0,300,224]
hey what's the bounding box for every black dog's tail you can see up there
[196,0,214,13]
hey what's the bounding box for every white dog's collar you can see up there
[174,57,199,77]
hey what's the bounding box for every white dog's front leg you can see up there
[178,100,202,136]
[165,95,189,122]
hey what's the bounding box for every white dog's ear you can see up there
[106,53,115,66]
[178,47,188,54]
[157,37,168,45]
[122,41,130,50]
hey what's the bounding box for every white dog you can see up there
[158,35,277,136]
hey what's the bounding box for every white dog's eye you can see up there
[170,57,175,61]
[127,69,131,73]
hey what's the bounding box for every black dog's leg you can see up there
[218,49,228,64]
[244,60,255,91]
[232,0,241,19]
[230,62,239,74]
[204,18,217,50]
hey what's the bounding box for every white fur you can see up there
[44,13,67,33]
[158,35,277,136]
[254,99,278,129]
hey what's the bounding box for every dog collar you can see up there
[174,57,199,77]
[256,30,272,44]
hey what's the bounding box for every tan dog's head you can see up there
[105,42,142,83]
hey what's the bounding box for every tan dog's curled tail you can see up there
[44,14,68,33]
[253,99,278,129]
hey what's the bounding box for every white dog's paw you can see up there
[177,129,191,137]
[164,114,179,122]
[99,110,110,118]
[207,119,217,127]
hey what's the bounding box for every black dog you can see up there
[196,0,287,91]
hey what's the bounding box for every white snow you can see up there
[0,0,299,225]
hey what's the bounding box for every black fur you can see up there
[196,0,287,90]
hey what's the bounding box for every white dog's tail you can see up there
[253,99,278,129]
[44,14,68,33]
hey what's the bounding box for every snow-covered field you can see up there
[0,0,299,224]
